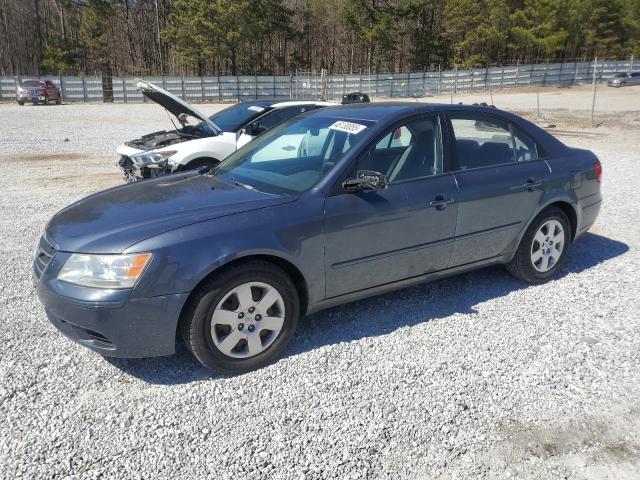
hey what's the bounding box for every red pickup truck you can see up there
[16,79,62,105]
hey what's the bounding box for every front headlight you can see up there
[58,253,152,289]
[131,150,176,166]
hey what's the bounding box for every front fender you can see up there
[171,135,237,167]
[125,197,326,305]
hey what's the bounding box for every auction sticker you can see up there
[329,121,367,134]
[248,106,265,112]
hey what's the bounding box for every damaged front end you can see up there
[118,150,176,182]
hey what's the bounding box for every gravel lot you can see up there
[1,87,639,479]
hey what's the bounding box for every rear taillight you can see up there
[593,160,602,182]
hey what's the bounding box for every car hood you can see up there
[135,78,221,134]
[45,173,295,253]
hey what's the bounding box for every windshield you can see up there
[21,81,44,87]
[208,103,270,132]
[613,73,627,78]
[213,115,373,195]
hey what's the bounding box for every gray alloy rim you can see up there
[530,219,565,273]
[210,281,285,359]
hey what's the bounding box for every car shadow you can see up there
[107,232,628,384]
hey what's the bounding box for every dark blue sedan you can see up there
[34,103,602,373]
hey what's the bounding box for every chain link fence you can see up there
[1,59,638,103]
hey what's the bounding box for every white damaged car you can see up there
[117,79,333,181]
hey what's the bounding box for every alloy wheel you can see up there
[530,219,565,272]
[210,282,285,359]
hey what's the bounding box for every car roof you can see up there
[308,102,511,123]
[236,99,336,108]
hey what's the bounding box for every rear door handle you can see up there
[511,177,543,191]
[429,194,455,210]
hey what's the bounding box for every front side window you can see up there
[358,116,443,183]
[250,106,316,135]
[214,116,371,194]
[450,115,515,170]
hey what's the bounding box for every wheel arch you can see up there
[176,253,310,340]
[176,156,221,171]
[546,200,578,241]
[506,199,579,262]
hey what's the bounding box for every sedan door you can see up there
[446,112,551,267]
[323,115,459,298]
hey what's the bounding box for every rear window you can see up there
[21,81,44,87]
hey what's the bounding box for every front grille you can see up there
[33,235,56,280]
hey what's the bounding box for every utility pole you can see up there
[591,55,598,127]
[319,68,327,101]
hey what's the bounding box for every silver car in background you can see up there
[607,72,640,87]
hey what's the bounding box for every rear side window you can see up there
[450,114,542,169]
[450,115,514,170]
[511,126,538,162]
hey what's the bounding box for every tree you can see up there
[40,35,79,74]
[509,0,569,61]
[82,0,115,100]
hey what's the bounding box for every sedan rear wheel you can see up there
[506,207,570,284]
[180,260,300,373]
[530,219,565,273]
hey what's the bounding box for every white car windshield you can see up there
[213,116,373,195]
[208,103,270,132]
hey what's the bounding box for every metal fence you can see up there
[1,59,638,103]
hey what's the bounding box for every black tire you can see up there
[44,95,49,105]
[55,97,61,105]
[506,207,571,284]
[180,260,300,374]
[182,157,219,172]
[17,101,24,106]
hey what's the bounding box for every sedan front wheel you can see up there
[180,260,300,373]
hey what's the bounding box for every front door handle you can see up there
[511,177,543,191]
[429,194,455,210]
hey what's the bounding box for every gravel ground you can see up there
[1,91,639,479]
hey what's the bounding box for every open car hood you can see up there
[135,78,221,134]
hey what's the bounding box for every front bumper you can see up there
[34,251,189,358]
[118,154,172,182]
[17,93,46,101]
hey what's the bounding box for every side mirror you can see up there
[342,170,388,192]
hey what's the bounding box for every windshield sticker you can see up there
[248,106,265,112]
[329,121,367,134]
